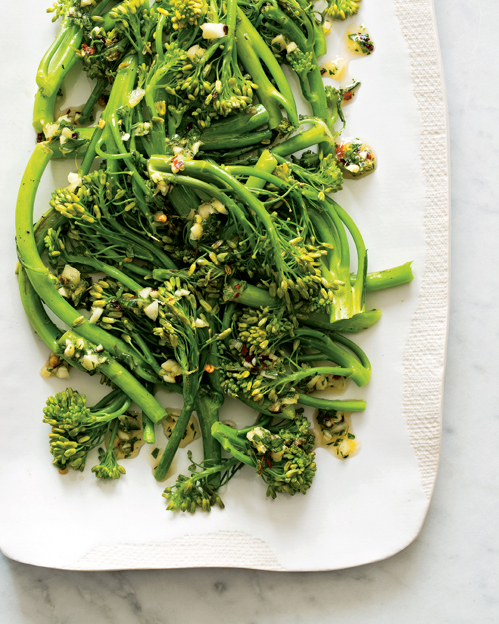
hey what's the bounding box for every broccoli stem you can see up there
[226,261,414,310]
[59,330,167,423]
[195,389,224,487]
[64,254,144,292]
[142,413,156,444]
[353,262,414,291]
[328,198,367,313]
[293,329,371,386]
[15,144,156,381]
[154,346,201,481]
[211,422,255,467]
[245,149,277,190]
[154,395,198,481]
[273,120,334,157]
[261,5,332,147]
[201,129,273,152]
[34,2,109,130]
[17,266,88,375]
[200,104,269,139]
[297,395,366,412]
[78,78,108,125]
[305,309,382,333]
[236,10,298,127]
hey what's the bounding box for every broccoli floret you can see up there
[284,151,344,194]
[91,420,127,479]
[324,0,360,20]
[212,415,317,500]
[163,451,240,512]
[157,0,207,31]
[43,388,131,472]
[164,415,316,512]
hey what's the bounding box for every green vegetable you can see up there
[15,0,415,513]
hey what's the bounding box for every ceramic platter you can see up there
[0,0,448,570]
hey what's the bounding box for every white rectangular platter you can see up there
[0,0,449,571]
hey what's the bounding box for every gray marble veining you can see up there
[1,0,499,621]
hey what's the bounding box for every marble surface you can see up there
[1,0,498,621]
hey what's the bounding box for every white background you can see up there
[0,0,498,620]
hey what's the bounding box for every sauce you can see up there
[315,411,360,459]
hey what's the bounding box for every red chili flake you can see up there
[320,68,326,75]
[343,91,353,101]
[332,375,341,379]
[265,457,273,468]
[36,133,44,143]
[223,25,229,35]
[244,355,253,362]
[172,155,184,170]
[235,284,241,290]
[82,43,96,56]
[233,292,240,299]
[110,301,122,310]
[72,132,78,139]
[241,344,248,355]
[366,153,372,160]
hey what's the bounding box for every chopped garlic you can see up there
[186,44,205,61]
[143,300,159,321]
[271,448,285,463]
[190,223,203,240]
[195,318,209,328]
[40,365,53,379]
[139,287,152,299]
[211,199,228,214]
[271,35,287,51]
[247,427,268,454]
[67,172,82,193]
[89,307,103,324]
[82,353,100,371]
[64,340,75,358]
[129,88,145,108]
[198,202,215,220]
[61,264,80,287]
[56,366,70,379]
[200,23,226,39]
[58,287,70,298]
[286,42,298,54]
[322,57,346,80]
[43,122,59,139]
[161,359,178,372]
[59,127,73,146]
[345,164,360,174]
